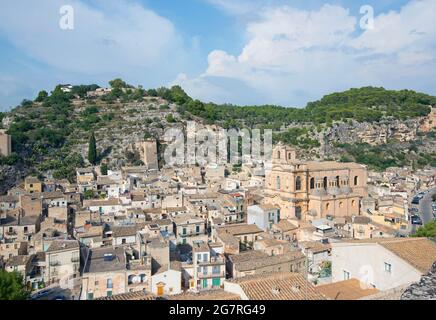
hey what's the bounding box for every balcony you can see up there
[197,271,225,279]
[198,257,225,266]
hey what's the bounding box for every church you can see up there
[264,145,368,221]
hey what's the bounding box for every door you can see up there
[202,279,208,289]
[157,284,164,296]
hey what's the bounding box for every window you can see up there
[197,254,202,262]
[203,253,208,262]
[295,176,302,191]
[121,238,126,244]
[277,151,281,159]
[107,278,113,289]
[323,177,328,190]
[310,178,315,190]
[326,203,330,211]
[384,263,392,273]
[182,227,187,235]
[203,266,208,275]
[212,266,220,275]
[354,176,359,186]
[295,206,302,220]
[352,200,356,207]
[336,176,340,187]
[276,176,281,190]
[107,291,112,297]
[87,293,94,300]
[339,202,344,208]
[196,225,200,233]
[343,270,350,280]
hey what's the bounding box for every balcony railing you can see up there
[197,271,225,279]
[198,257,225,266]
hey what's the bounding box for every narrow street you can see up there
[410,187,436,234]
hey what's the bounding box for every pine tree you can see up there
[88,132,97,165]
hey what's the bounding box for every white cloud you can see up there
[176,0,436,106]
[205,0,261,15]
[0,0,190,75]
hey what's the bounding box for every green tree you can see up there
[101,163,108,175]
[412,221,436,238]
[109,78,130,89]
[166,114,176,123]
[0,270,30,300]
[35,90,48,102]
[83,189,97,200]
[88,132,97,165]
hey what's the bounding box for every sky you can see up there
[0,0,435,111]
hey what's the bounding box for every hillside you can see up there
[0,82,435,193]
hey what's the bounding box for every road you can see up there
[410,187,436,234]
[419,187,436,224]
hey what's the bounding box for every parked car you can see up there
[411,215,423,225]
[30,289,53,300]
[411,197,420,205]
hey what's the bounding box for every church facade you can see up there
[264,145,368,221]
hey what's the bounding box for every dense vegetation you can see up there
[155,86,435,127]
[412,221,436,238]
[0,270,30,300]
[306,87,435,123]
[336,142,436,171]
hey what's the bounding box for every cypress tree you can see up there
[88,132,97,165]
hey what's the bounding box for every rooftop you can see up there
[230,250,305,272]
[217,223,263,236]
[316,279,379,300]
[340,238,436,274]
[84,247,126,273]
[169,289,240,300]
[228,272,325,300]
[47,240,80,253]
[96,291,154,300]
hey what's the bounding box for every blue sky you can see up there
[0,0,435,111]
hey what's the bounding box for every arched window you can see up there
[352,200,356,207]
[277,151,281,160]
[323,177,328,190]
[276,176,281,190]
[354,176,359,186]
[295,206,302,220]
[288,152,291,160]
[310,178,315,190]
[295,176,302,191]
[339,202,344,208]
[336,176,340,187]
[326,203,330,211]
